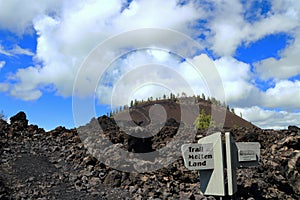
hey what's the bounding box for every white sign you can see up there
[181,143,214,170]
[236,142,260,162]
[181,132,260,197]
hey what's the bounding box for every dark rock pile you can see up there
[0,113,129,200]
[0,112,299,199]
[231,127,300,199]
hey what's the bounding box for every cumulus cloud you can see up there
[95,49,212,106]
[4,0,300,102]
[9,66,44,100]
[252,0,300,80]
[263,80,300,110]
[5,0,205,101]
[213,57,260,106]
[206,0,247,56]
[115,0,203,35]
[1,0,300,129]
[213,56,300,111]
[236,106,300,129]
[205,0,299,56]
[0,0,62,34]
[254,31,300,80]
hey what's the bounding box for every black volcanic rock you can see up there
[240,131,259,142]
[8,111,29,138]
[98,115,119,132]
[288,125,300,132]
[127,135,153,153]
[0,177,11,200]
[1,111,300,199]
[165,118,180,127]
[0,119,8,136]
[10,111,28,127]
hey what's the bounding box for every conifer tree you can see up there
[130,100,134,107]
[194,109,215,130]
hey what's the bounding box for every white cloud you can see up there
[0,43,34,57]
[236,106,300,129]
[254,30,300,80]
[5,0,205,101]
[95,50,212,106]
[1,0,300,129]
[0,45,11,56]
[0,0,62,34]
[0,61,5,69]
[206,0,247,56]
[211,55,300,112]
[4,0,300,101]
[252,0,300,80]
[10,88,42,101]
[8,66,43,100]
[213,57,258,104]
[10,45,34,56]
[115,0,203,34]
[205,0,299,56]
[263,80,300,110]
[271,0,300,20]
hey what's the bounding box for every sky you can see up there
[0,0,300,130]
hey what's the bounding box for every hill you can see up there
[114,98,257,129]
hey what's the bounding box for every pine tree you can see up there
[170,93,174,100]
[134,99,138,106]
[207,97,211,103]
[194,109,215,130]
[201,93,206,100]
[130,100,134,107]
[231,108,235,114]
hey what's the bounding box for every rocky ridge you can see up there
[0,111,299,199]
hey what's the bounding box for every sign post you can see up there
[225,132,238,196]
[181,132,226,196]
[181,132,260,198]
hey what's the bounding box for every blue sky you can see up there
[0,0,300,130]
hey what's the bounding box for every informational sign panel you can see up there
[181,143,214,170]
[236,142,260,167]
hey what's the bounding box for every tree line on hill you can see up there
[107,92,237,118]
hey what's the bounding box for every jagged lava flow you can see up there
[0,97,299,199]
